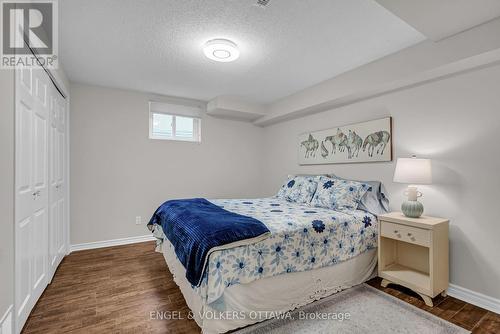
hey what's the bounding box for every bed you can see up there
[148,175,388,333]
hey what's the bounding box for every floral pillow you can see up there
[276,175,318,204]
[310,176,369,213]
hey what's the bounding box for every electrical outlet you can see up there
[135,216,142,225]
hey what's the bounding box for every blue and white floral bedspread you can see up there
[160,197,378,306]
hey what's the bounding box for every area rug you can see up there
[235,284,469,334]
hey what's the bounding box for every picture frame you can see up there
[298,117,392,165]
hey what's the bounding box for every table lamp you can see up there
[393,155,432,218]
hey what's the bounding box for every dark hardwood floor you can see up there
[22,241,199,334]
[22,241,500,333]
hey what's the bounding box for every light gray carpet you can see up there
[235,284,469,334]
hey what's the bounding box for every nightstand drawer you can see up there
[380,221,431,247]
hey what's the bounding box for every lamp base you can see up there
[401,200,424,218]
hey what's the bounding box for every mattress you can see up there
[153,197,378,306]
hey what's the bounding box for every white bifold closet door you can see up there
[15,63,67,332]
[48,74,67,279]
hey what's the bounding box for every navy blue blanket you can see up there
[148,198,270,287]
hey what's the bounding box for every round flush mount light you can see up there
[203,39,240,62]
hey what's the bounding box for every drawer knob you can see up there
[407,233,412,236]
[394,230,398,233]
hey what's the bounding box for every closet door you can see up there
[15,65,49,329]
[48,86,66,279]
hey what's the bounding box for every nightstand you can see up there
[377,212,449,307]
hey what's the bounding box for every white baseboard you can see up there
[70,235,155,253]
[448,283,500,314]
[69,237,500,315]
[0,305,13,334]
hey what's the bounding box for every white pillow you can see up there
[310,176,368,212]
[276,175,318,204]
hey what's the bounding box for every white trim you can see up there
[65,95,71,255]
[149,110,201,143]
[70,235,155,253]
[1,305,13,334]
[448,283,500,314]
[66,235,500,316]
[67,238,499,315]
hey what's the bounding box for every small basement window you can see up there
[149,102,201,142]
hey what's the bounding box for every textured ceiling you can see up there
[60,0,425,104]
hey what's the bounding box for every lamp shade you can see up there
[393,156,432,184]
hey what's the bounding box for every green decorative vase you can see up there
[401,200,424,218]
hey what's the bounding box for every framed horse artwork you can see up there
[298,117,392,165]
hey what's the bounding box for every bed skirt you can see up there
[161,239,377,334]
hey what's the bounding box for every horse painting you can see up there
[324,128,347,154]
[298,117,392,165]
[362,131,391,157]
[301,134,319,158]
[341,130,363,159]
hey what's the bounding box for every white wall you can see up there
[70,83,264,245]
[261,64,500,300]
[69,63,500,300]
[0,70,15,319]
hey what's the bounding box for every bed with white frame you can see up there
[149,175,388,333]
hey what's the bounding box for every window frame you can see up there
[149,111,201,142]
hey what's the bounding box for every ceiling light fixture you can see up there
[203,39,240,62]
